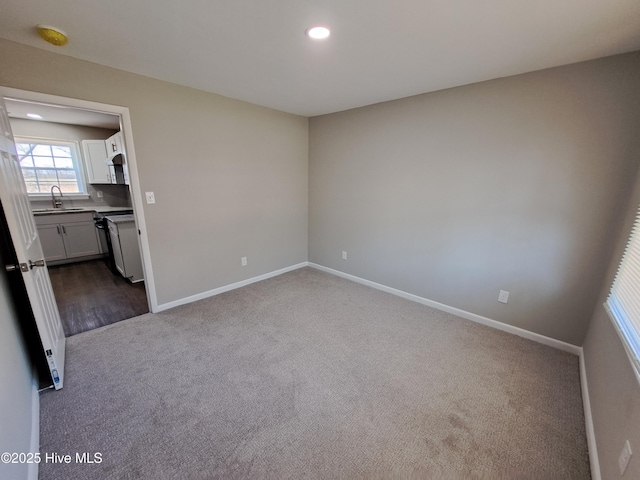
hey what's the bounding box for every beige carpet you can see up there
[39,267,590,479]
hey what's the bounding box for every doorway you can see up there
[1,88,155,338]
[48,260,149,336]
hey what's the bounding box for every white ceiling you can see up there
[5,99,120,129]
[1,0,639,117]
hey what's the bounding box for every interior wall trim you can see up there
[580,351,602,480]
[117,260,599,474]
[309,264,603,470]
[157,259,582,354]
[155,262,309,312]
[0,86,158,314]
[308,263,582,355]
[28,379,39,480]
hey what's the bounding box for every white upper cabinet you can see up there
[105,131,124,158]
[82,139,110,184]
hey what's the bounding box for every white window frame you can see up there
[605,204,640,385]
[15,136,89,199]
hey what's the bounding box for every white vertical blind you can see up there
[606,206,640,383]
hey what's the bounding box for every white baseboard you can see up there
[156,261,594,474]
[155,260,580,355]
[580,352,601,480]
[308,263,582,356]
[27,380,39,480]
[310,263,599,474]
[155,262,309,312]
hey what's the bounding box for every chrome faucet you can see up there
[50,185,63,209]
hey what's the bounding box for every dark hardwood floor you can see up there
[48,259,149,337]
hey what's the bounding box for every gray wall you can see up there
[0,252,37,480]
[9,118,130,209]
[0,39,309,306]
[309,51,640,346]
[3,36,640,478]
[583,164,640,479]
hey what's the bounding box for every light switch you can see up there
[145,192,155,204]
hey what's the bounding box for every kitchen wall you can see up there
[0,248,37,480]
[0,38,309,307]
[309,51,640,346]
[583,165,640,479]
[9,118,130,209]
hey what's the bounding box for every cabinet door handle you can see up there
[62,225,66,235]
[56,225,61,235]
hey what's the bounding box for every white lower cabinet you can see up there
[35,212,101,265]
[37,224,67,262]
[107,217,143,282]
[110,226,125,276]
[61,222,101,258]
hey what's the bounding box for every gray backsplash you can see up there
[30,184,132,210]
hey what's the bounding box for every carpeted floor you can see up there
[39,267,590,479]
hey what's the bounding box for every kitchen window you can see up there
[605,204,640,384]
[15,138,87,196]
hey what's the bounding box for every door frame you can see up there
[0,86,159,312]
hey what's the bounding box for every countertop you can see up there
[94,206,134,214]
[32,206,133,216]
[105,214,135,224]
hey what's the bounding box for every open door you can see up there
[0,98,65,389]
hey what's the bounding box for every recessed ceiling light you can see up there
[26,113,43,119]
[306,26,330,40]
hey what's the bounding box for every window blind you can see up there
[606,205,640,383]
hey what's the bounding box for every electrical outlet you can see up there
[241,257,247,267]
[145,192,156,204]
[96,191,103,198]
[342,251,347,260]
[619,440,633,475]
[498,290,509,304]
